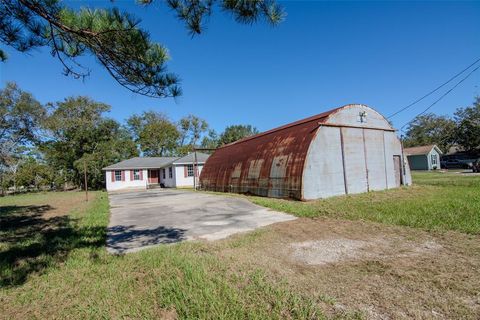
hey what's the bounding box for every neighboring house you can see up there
[442,145,478,165]
[404,145,442,170]
[103,152,210,191]
[200,104,412,200]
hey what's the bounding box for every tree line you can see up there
[402,96,480,154]
[3,82,479,194]
[0,83,259,194]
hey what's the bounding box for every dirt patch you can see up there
[289,237,442,266]
[41,193,92,218]
[217,217,480,319]
[0,192,92,219]
[290,238,369,265]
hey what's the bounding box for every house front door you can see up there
[148,169,159,184]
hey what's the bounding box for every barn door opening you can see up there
[393,155,403,187]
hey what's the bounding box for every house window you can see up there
[133,169,141,180]
[187,164,194,177]
[162,168,166,179]
[169,167,173,178]
[431,154,437,165]
[114,170,122,182]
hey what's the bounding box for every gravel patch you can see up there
[290,239,368,265]
[290,237,443,265]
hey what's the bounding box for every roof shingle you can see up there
[102,152,210,170]
[404,145,442,156]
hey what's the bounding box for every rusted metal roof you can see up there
[199,106,349,199]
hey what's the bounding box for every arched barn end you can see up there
[200,104,411,201]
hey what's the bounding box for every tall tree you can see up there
[177,114,209,154]
[200,129,220,150]
[1,0,283,97]
[218,124,259,146]
[0,82,45,194]
[43,96,138,189]
[16,156,54,190]
[127,111,179,156]
[454,97,480,152]
[403,113,456,153]
[0,82,45,166]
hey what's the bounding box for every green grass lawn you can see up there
[249,171,480,234]
[1,172,478,319]
[0,192,322,319]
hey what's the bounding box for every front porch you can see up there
[147,169,161,187]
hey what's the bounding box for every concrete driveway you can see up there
[107,189,296,254]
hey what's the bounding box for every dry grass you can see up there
[241,171,480,234]
[0,191,90,218]
[199,171,480,318]
[1,172,479,319]
[212,217,480,319]
[0,192,323,320]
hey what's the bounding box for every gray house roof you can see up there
[102,152,210,170]
[172,152,210,164]
[102,157,178,170]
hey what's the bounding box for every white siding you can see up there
[383,131,412,187]
[327,105,392,130]
[342,127,368,194]
[303,126,346,199]
[174,164,204,187]
[302,105,412,200]
[427,149,441,170]
[105,164,206,191]
[105,169,148,191]
[364,129,388,191]
[160,166,176,187]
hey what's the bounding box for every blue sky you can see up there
[1,1,479,135]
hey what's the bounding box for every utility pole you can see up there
[192,147,217,191]
[84,159,88,202]
[193,149,198,190]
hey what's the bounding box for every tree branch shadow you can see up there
[0,205,105,288]
[107,225,187,254]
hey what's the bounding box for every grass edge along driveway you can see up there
[0,191,325,319]
[245,171,480,235]
[1,171,479,319]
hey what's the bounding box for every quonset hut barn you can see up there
[200,104,411,200]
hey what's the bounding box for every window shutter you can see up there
[184,166,187,178]
[111,171,115,182]
[139,170,143,180]
[130,170,133,181]
[121,170,125,181]
[195,166,199,177]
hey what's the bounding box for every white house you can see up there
[102,152,210,191]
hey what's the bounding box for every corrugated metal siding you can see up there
[364,129,388,191]
[384,131,404,189]
[302,126,346,199]
[200,109,338,199]
[200,104,410,200]
[341,127,368,194]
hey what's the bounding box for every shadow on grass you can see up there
[0,205,106,288]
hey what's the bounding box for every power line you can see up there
[387,57,480,119]
[400,64,480,133]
